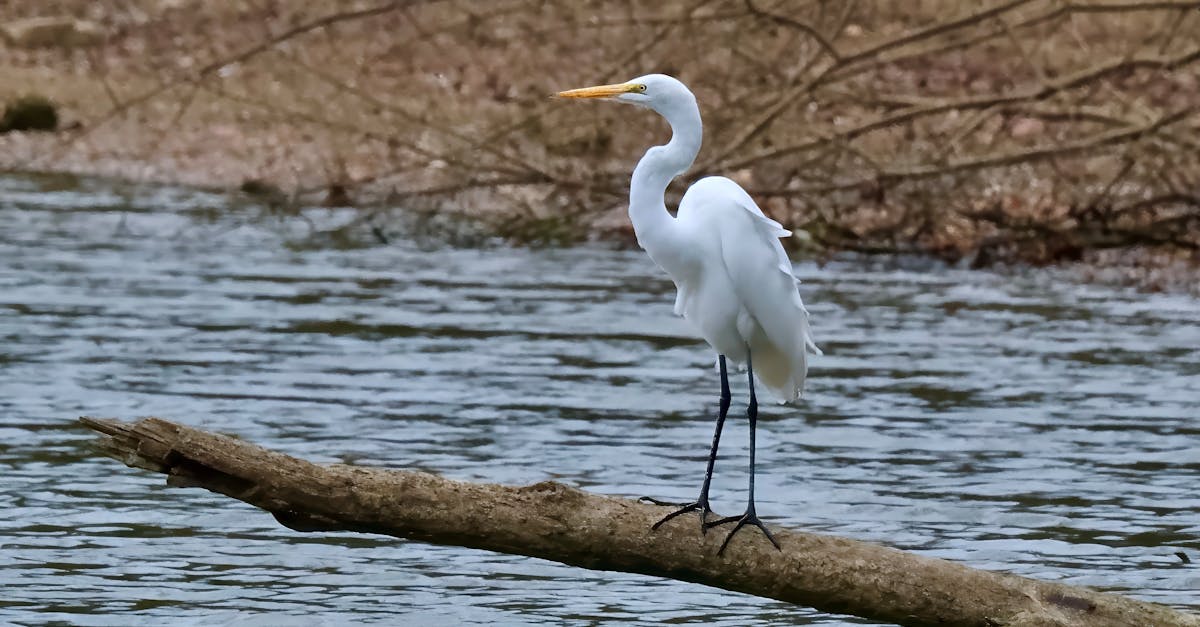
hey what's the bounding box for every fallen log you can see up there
[79,416,1198,627]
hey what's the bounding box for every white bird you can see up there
[557,74,820,553]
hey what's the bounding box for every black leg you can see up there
[642,355,731,533]
[705,351,781,554]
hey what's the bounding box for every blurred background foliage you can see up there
[1,0,1198,279]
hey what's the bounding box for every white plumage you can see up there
[557,73,819,551]
[673,175,821,402]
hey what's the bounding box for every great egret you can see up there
[557,74,820,553]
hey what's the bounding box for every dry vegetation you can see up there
[1,0,1199,288]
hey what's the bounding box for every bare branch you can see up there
[718,45,1200,172]
[744,0,842,61]
[752,106,1199,194]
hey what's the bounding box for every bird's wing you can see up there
[686,176,792,235]
[679,176,821,355]
[683,177,794,279]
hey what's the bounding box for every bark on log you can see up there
[79,416,1198,627]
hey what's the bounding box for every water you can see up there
[1,174,1198,625]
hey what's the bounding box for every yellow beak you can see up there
[556,82,637,99]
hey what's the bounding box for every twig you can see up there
[67,1,426,143]
[744,0,842,61]
[717,45,1200,172]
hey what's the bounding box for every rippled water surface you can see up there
[2,174,1198,625]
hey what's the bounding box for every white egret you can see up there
[557,74,820,553]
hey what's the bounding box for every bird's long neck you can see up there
[629,100,702,268]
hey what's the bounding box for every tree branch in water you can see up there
[80,416,1200,627]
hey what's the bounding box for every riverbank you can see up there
[2,1,1197,293]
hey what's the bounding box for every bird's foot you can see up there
[704,506,781,554]
[639,495,714,534]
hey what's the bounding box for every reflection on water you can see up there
[1,174,1198,625]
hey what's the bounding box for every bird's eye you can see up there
[636,84,647,93]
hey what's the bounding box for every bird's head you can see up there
[556,74,695,114]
